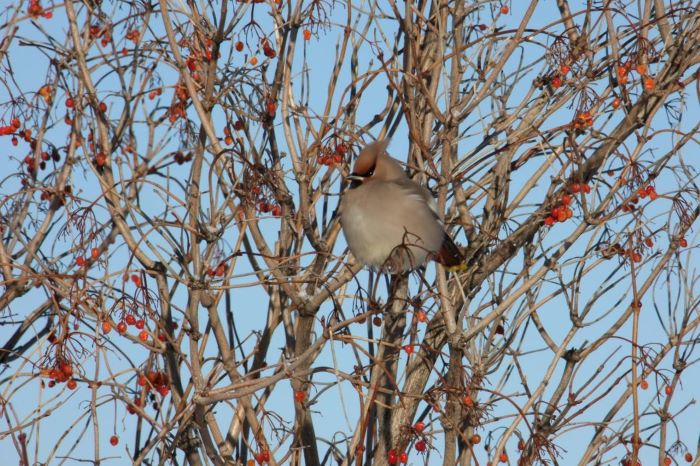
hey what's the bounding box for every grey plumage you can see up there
[339,140,463,272]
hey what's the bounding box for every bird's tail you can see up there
[435,233,466,271]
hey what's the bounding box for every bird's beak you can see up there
[345,174,365,189]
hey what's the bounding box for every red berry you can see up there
[66,379,77,390]
[125,314,136,326]
[413,421,425,433]
[552,76,562,88]
[403,344,413,354]
[500,5,509,14]
[685,452,693,462]
[66,97,74,108]
[294,390,306,402]
[91,247,100,259]
[679,238,687,248]
[109,435,119,446]
[387,449,398,464]
[559,64,570,75]
[399,452,408,463]
[117,321,127,334]
[138,330,149,342]
[665,385,673,396]
[640,379,649,390]
[101,321,112,333]
[98,102,107,112]
[135,319,145,329]
[76,256,86,267]
[415,440,426,452]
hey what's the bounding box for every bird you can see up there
[339,140,464,273]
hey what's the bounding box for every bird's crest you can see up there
[352,139,390,176]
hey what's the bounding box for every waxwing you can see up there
[340,140,463,272]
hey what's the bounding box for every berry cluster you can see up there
[41,360,77,389]
[137,370,171,397]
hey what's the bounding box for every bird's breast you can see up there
[340,183,443,271]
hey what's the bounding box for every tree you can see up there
[1,0,699,465]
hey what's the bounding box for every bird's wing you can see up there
[393,179,443,224]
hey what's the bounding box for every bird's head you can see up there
[347,139,404,188]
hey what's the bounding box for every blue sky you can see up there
[1,1,698,465]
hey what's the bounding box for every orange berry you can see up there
[303,29,311,41]
[559,64,570,75]
[66,379,77,390]
[635,63,647,75]
[463,395,474,407]
[249,56,258,66]
[552,76,562,88]
[471,434,481,444]
[612,97,621,108]
[138,330,149,342]
[643,76,655,90]
[91,247,100,259]
[640,379,648,390]
[664,385,673,395]
[499,452,508,463]
[101,321,112,333]
[500,5,509,14]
